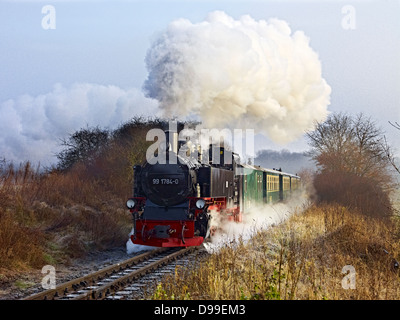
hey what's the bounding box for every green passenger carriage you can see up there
[240,164,301,212]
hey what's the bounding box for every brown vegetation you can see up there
[1,112,399,300]
[307,112,396,218]
[313,171,393,218]
[0,160,131,271]
[0,117,164,272]
[150,112,400,300]
[152,203,400,300]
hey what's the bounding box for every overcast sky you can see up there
[0,0,399,166]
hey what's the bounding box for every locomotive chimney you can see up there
[165,130,178,154]
[162,120,179,155]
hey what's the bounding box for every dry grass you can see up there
[0,210,46,270]
[0,119,161,273]
[152,204,400,300]
[0,160,131,271]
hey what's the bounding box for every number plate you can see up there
[152,178,180,185]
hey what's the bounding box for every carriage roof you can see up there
[237,163,300,179]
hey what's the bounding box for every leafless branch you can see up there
[389,121,400,131]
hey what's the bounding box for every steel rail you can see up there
[72,247,195,300]
[23,247,169,300]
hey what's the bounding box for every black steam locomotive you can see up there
[126,127,300,247]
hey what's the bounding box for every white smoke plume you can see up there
[144,11,331,144]
[0,83,158,166]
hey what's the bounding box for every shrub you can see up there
[313,171,393,218]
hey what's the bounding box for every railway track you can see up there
[23,246,201,300]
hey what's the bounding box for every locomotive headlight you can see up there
[195,199,206,209]
[126,199,136,209]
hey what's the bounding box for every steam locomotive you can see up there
[126,128,300,247]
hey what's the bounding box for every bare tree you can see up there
[307,112,393,186]
[389,121,400,130]
[307,112,395,218]
[56,126,110,171]
[387,121,400,175]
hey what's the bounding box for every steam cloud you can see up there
[204,189,310,253]
[1,11,331,166]
[0,83,158,166]
[144,11,331,144]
